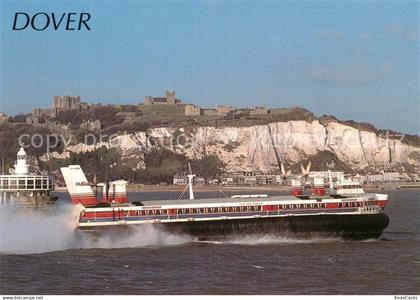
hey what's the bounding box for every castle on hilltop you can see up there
[18,90,269,124]
[144,90,182,105]
[143,90,268,117]
[26,95,88,125]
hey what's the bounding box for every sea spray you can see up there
[199,234,343,245]
[76,224,193,249]
[0,202,192,254]
[0,202,77,254]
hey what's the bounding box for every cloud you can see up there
[314,28,344,40]
[385,23,419,41]
[306,64,394,85]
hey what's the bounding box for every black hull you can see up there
[78,213,390,240]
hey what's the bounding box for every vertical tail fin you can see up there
[60,165,97,206]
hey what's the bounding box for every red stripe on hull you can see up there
[263,205,279,211]
[326,203,339,209]
[377,200,388,208]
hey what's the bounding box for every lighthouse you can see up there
[0,146,57,206]
[13,147,29,175]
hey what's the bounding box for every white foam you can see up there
[75,224,192,250]
[199,234,343,245]
[0,202,192,255]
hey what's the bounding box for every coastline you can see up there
[54,185,292,193]
[54,183,420,193]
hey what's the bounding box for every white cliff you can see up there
[58,120,420,173]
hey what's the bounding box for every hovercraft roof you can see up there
[139,195,307,206]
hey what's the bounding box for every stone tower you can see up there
[166,90,176,104]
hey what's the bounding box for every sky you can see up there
[0,0,419,134]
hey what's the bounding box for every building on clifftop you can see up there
[144,90,182,105]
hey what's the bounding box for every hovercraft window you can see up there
[10,179,17,189]
[17,180,24,189]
